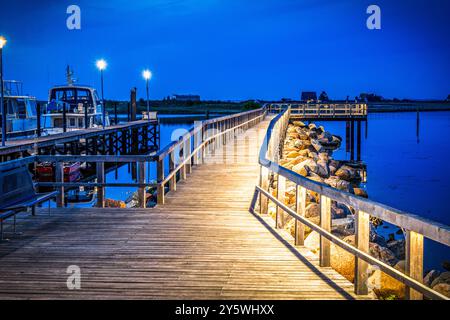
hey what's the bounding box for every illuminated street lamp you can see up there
[96,59,107,128]
[0,36,7,146]
[142,69,152,120]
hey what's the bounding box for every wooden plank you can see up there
[355,210,369,295]
[405,230,424,300]
[295,186,306,246]
[259,166,269,215]
[276,174,286,228]
[320,195,331,267]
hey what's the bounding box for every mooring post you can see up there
[295,185,306,246]
[96,162,105,208]
[357,120,362,161]
[156,159,164,205]
[350,120,355,161]
[114,102,118,125]
[416,108,420,144]
[130,88,137,121]
[62,102,67,133]
[55,161,64,208]
[85,101,89,129]
[355,210,370,295]
[406,230,424,300]
[345,121,350,153]
[320,195,331,267]
[136,161,145,208]
[36,102,41,137]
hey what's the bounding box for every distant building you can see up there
[301,91,317,102]
[171,94,201,102]
[447,94,450,101]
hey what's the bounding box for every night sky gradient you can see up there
[0,0,449,100]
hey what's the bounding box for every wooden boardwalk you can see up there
[0,118,371,300]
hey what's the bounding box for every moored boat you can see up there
[0,80,38,139]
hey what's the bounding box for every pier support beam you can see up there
[357,120,362,161]
[138,161,147,208]
[55,162,64,208]
[96,162,105,208]
[350,120,355,161]
[345,121,350,153]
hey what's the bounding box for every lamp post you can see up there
[142,69,152,120]
[0,36,7,147]
[96,59,107,128]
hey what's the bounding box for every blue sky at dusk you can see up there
[0,0,449,101]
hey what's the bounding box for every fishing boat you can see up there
[0,80,38,138]
[36,161,82,183]
[42,66,110,135]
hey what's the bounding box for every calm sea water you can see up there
[314,111,450,272]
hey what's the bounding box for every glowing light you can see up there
[96,59,107,71]
[0,36,6,49]
[142,69,152,81]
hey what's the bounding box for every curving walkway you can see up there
[0,117,372,299]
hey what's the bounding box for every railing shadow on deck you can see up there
[248,188,356,300]
[253,106,450,300]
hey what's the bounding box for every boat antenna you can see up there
[66,65,77,86]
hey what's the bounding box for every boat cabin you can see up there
[43,85,110,133]
[0,80,38,135]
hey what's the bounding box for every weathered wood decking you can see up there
[0,118,371,300]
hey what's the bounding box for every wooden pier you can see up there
[0,106,448,300]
